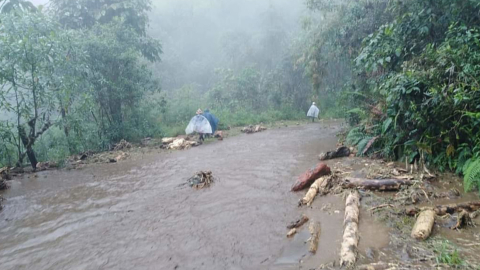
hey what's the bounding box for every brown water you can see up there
[0,120,389,270]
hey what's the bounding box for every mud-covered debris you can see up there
[113,139,132,151]
[241,125,266,134]
[36,161,58,171]
[308,221,321,254]
[114,152,128,162]
[319,146,350,161]
[411,208,435,240]
[287,214,309,229]
[286,228,297,238]
[167,138,199,150]
[161,137,176,144]
[187,171,214,189]
[291,163,331,191]
[451,210,474,230]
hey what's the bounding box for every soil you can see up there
[1,119,479,270]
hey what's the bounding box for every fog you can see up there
[149,0,306,92]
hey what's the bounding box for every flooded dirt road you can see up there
[0,121,388,270]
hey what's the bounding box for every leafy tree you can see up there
[0,11,82,169]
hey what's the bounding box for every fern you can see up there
[463,158,480,192]
[357,137,373,156]
[346,127,366,146]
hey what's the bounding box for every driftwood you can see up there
[318,146,350,161]
[241,125,266,134]
[300,176,330,206]
[308,221,321,254]
[406,201,480,216]
[287,215,309,229]
[411,208,435,240]
[342,178,412,191]
[291,163,331,191]
[340,191,360,267]
[286,228,297,238]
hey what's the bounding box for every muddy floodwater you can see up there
[0,120,391,270]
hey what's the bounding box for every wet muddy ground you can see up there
[1,120,479,269]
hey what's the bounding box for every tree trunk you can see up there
[342,178,412,191]
[291,163,331,191]
[18,126,38,170]
[340,191,360,267]
[406,201,480,216]
[411,208,435,240]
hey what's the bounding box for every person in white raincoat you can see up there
[307,102,319,122]
[185,109,212,142]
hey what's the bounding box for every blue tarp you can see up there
[203,110,219,134]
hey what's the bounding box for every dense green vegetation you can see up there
[301,0,480,191]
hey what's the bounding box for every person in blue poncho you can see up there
[202,109,219,136]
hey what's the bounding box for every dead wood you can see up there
[342,178,412,191]
[340,191,360,267]
[318,146,350,161]
[411,208,435,240]
[286,228,297,238]
[300,176,331,206]
[291,163,331,191]
[286,215,309,229]
[406,201,480,216]
[308,221,321,254]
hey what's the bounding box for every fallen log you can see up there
[411,208,435,240]
[318,146,350,161]
[300,176,330,206]
[286,228,297,238]
[291,163,331,191]
[340,191,360,267]
[342,178,412,191]
[286,215,309,229]
[405,201,480,216]
[308,221,321,254]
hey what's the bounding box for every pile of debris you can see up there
[187,171,214,189]
[161,137,200,150]
[241,125,267,134]
[113,139,132,151]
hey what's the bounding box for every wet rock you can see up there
[318,146,350,161]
